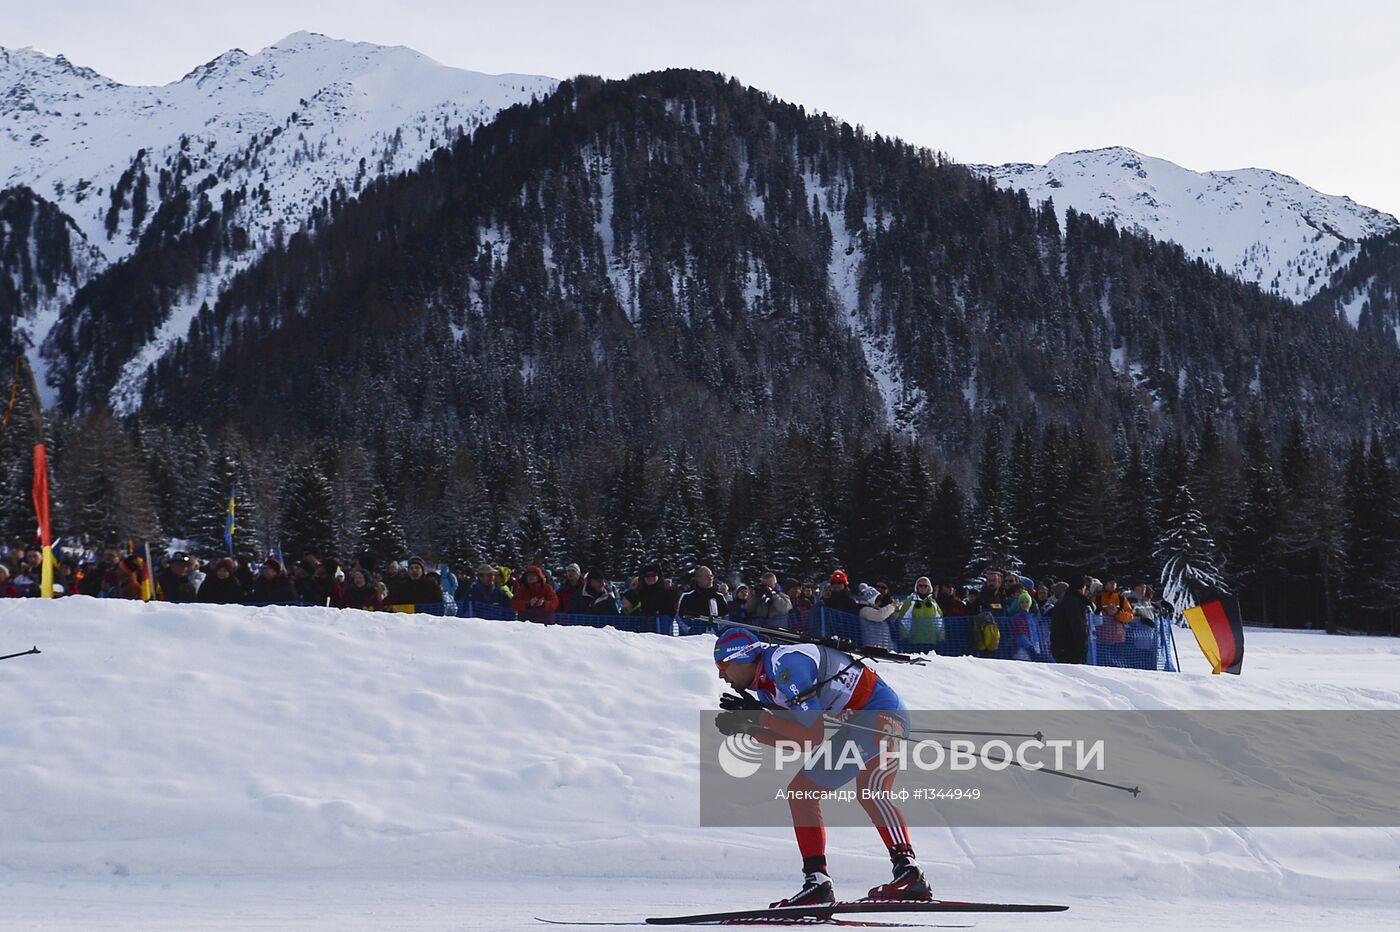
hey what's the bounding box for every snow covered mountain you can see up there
[972,147,1398,302]
[0,32,555,406]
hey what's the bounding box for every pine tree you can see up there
[1058,431,1118,576]
[728,522,770,586]
[926,474,972,585]
[617,525,648,581]
[1229,422,1283,624]
[848,433,908,581]
[1116,438,1156,580]
[516,501,560,568]
[1005,427,1039,566]
[53,408,163,547]
[969,440,1019,575]
[1275,419,1342,630]
[1155,484,1226,618]
[280,458,336,560]
[358,483,407,565]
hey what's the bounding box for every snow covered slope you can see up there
[973,147,1398,302]
[1,599,1398,929]
[0,33,555,407]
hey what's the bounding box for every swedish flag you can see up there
[224,485,237,555]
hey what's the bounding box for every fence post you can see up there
[1087,617,1098,666]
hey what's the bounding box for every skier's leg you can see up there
[786,770,827,875]
[772,771,836,908]
[851,709,932,901]
[854,710,915,856]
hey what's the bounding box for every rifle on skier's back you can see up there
[684,615,928,665]
[0,646,40,662]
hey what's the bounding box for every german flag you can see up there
[1183,598,1244,675]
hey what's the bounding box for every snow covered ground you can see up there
[2,599,1398,929]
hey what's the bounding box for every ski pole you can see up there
[824,717,1043,744]
[817,716,1041,738]
[0,646,40,662]
[824,716,1141,797]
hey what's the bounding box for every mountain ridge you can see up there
[971,145,1398,302]
[0,32,557,406]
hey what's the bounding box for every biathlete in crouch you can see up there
[713,627,932,908]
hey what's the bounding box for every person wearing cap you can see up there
[398,556,444,610]
[817,570,860,615]
[896,576,944,650]
[556,563,585,615]
[157,552,199,603]
[621,563,678,624]
[713,627,932,908]
[573,572,619,616]
[340,567,383,610]
[856,581,900,650]
[728,584,754,625]
[459,564,514,620]
[248,556,298,605]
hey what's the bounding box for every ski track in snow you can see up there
[1,602,1398,928]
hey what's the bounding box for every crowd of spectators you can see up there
[2,540,1165,667]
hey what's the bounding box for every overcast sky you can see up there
[9,0,1400,215]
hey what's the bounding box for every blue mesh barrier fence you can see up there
[181,598,1180,672]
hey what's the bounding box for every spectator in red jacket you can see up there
[511,564,559,623]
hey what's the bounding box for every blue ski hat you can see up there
[715,627,765,664]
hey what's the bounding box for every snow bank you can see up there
[2,598,1398,924]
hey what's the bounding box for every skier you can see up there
[713,627,932,908]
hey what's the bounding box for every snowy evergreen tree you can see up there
[969,439,1019,575]
[617,525,648,581]
[516,501,560,568]
[1155,484,1227,620]
[925,475,973,585]
[1058,431,1116,574]
[357,483,407,565]
[53,408,163,547]
[728,522,770,586]
[280,459,336,560]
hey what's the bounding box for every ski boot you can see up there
[770,870,836,908]
[864,847,933,901]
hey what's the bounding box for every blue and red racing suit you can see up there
[747,643,914,859]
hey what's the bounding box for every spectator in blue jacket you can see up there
[460,562,514,619]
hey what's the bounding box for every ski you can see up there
[537,919,971,928]
[642,899,1068,924]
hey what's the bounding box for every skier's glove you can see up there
[714,710,760,737]
[719,691,765,711]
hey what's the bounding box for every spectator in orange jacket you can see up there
[511,564,559,623]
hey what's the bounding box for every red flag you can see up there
[32,443,51,547]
